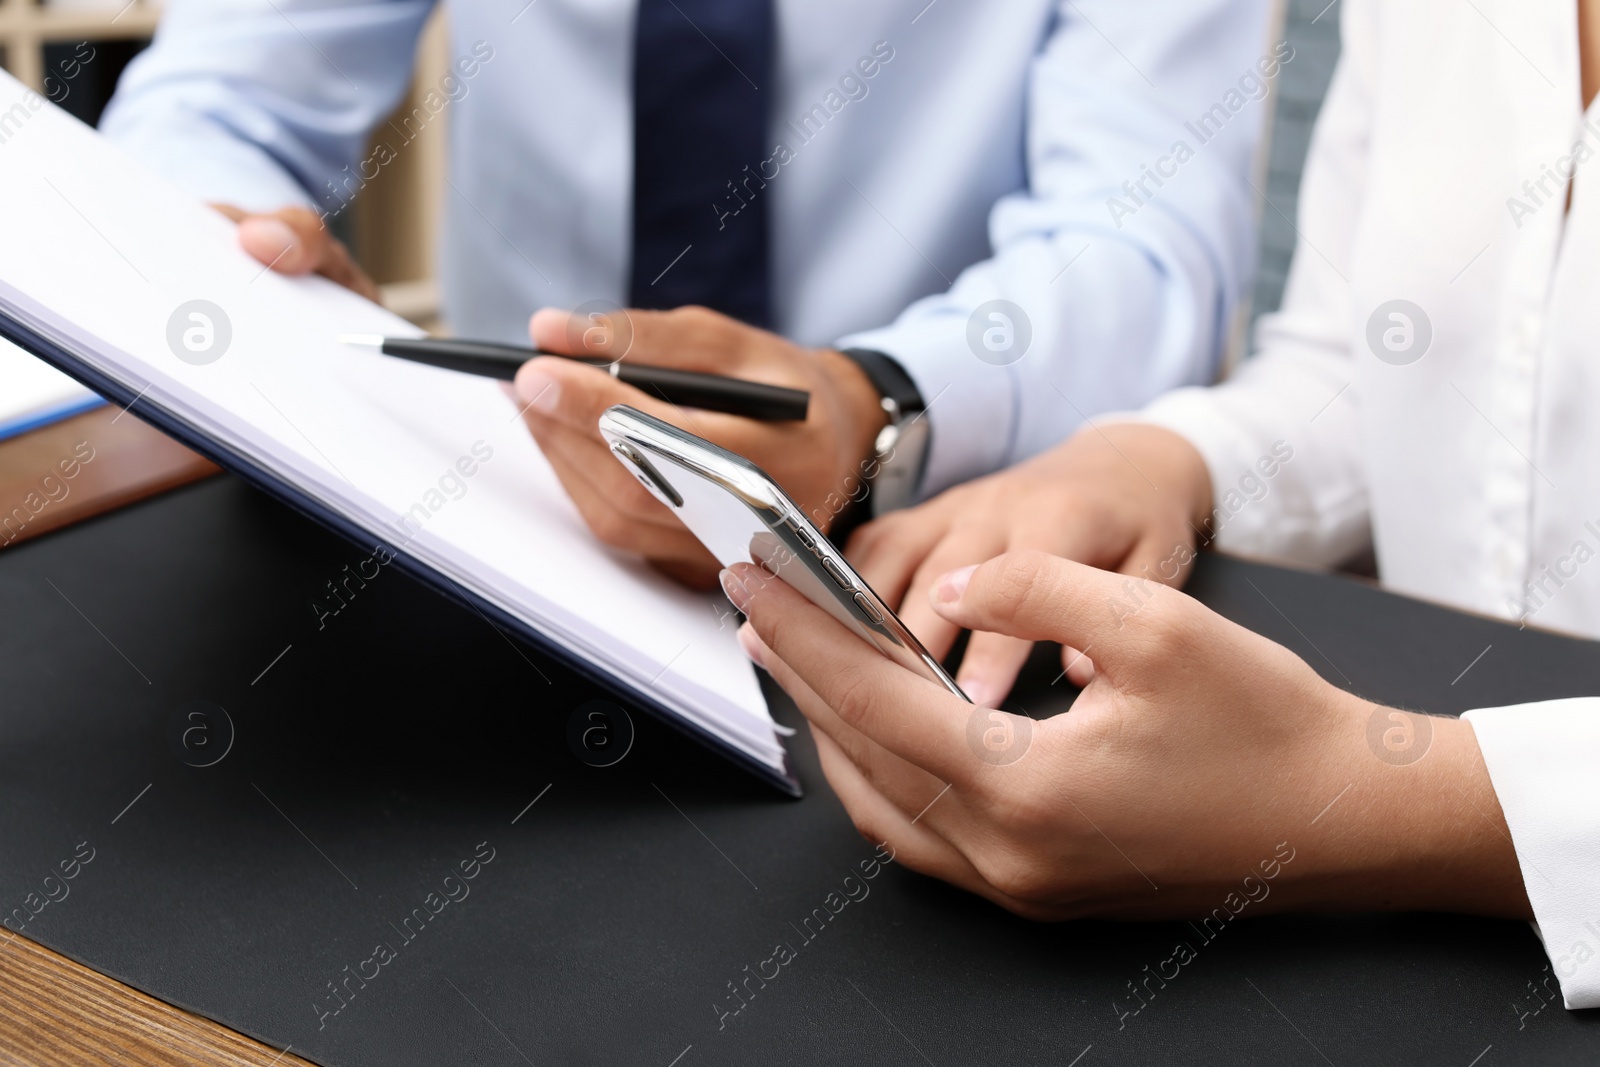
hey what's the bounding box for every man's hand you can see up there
[513,305,888,588]
[211,204,381,302]
[846,422,1213,708]
[724,552,1531,922]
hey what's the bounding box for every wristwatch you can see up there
[838,348,930,517]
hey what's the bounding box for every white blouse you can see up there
[1131,0,1600,1008]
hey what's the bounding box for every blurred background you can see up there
[0,0,449,331]
[0,0,1342,341]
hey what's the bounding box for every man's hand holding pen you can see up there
[514,305,889,589]
[221,207,889,589]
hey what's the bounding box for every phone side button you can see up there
[820,555,852,589]
[852,591,884,625]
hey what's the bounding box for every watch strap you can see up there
[837,347,925,417]
[836,348,929,520]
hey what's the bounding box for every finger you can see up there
[514,353,744,440]
[650,556,723,590]
[750,616,1071,919]
[235,207,328,276]
[896,529,1008,661]
[1060,645,1096,687]
[553,468,710,565]
[843,510,951,613]
[311,228,383,303]
[742,619,949,815]
[939,518,1124,707]
[559,483,714,569]
[618,306,752,372]
[530,306,636,360]
[929,551,1154,667]
[230,206,381,301]
[953,630,1036,709]
[533,421,714,563]
[536,305,782,375]
[1116,532,1197,589]
[724,562,977,787]
[813,730,1064,919]
[515,355,675,434]
[515,362,764,572]
[811,731,985,887]
[529,416,686,530]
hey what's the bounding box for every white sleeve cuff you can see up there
[1114,347,1370,568]
[1463,698,1600,1010]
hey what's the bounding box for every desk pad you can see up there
[1,477,1597,1066]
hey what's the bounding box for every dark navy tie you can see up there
[629,0,773,328]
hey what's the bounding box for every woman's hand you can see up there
[845,422,1213,708]
[724,551,1530,921]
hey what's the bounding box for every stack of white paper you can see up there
[0,72,783,782]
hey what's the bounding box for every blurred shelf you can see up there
[0,3,164,97]
[0,5,165,38]
[380,277,442,332]
[0,0,164,87]
[31,8,164,40]
[2,0,445,331]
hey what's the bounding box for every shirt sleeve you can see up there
[1463,699,1600,1010]
[838,0,1273,499]
[99,0,434,213]
[1118,0,1378,567]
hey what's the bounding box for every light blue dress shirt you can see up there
[102,0,1271,497]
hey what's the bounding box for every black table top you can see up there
[1,476,1597,1066]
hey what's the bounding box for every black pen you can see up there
[337,334,810,423]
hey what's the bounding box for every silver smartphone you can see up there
[598,404,968,700]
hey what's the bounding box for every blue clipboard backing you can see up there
[0,392,107,442]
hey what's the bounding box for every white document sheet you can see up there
[0,73,782,780]
[0,336,103,440]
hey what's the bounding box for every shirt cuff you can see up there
[1108,385,1280,545]
[1107,383,1255,475]
[1463,698,1600,1010]
[837,313,1015,499]
[1109,365,1369,568]
[103,112,317,214]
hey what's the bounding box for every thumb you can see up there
[928,550,1141,664]
[530,306,636,361]
[234,206,330,276]
[217,204,382,302]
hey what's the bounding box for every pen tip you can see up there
[337,333,384,347]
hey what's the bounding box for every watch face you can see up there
[871,417,930,516]
[874,422,902,458]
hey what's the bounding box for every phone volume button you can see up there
[820,556,852,589]
[852,591,884,625]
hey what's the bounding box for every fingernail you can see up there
[736,622,766,669]
[934,565,978,604]
[248,217,298,259]
[960,678,998,708]
[528,307,566,347]
[719,568,751,613]
[516,369,561,413]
